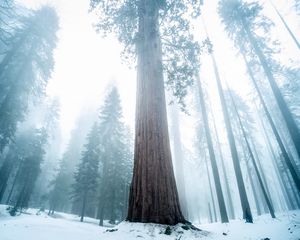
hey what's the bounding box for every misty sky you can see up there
[17,0,300,151]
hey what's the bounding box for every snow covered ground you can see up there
[0,205,299,240]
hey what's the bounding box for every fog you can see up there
[0,0,299,230]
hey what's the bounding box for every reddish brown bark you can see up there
[127,1,185,225]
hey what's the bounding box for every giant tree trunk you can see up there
[241,52,300,192]
[209,49,253,222]
[127,1,184,225]
[196,76,229,223]
[243,22,300,162]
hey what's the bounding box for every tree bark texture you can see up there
[127,1,185,225]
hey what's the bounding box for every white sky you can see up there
[17,0,300,150]
[17,0,136,148]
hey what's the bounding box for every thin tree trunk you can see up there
[204,153,218,222]
[228,90,276,218]
[237,131,263,215]
[170,104,188,218]
[208,202,213,223]
[14,178,29,211]
[279,130,300,174]
[243,22,300,162]
[241,52,300,192]
[286,170,300,208]
[0,159,15,201]
[258,108,296,210]
[208,98,235,219]
[245,155,262,216]
[208,45,253,222]
[98,204,105,226]
[6,162,22,204]
[269,0,300,50]
[251,141,276,212]
[80,191,88,222]
[109,189,115,224]
[196,76,229,223]
[0,183,7,203]
[127,1,184,225]
[122,183,128,220]
[251,143,273,203]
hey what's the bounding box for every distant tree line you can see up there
[48,87,133,225]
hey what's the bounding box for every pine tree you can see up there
[90,0,201,224]
[71,123,100,222]
[96,87,133,225]
[0,6,58,151]
[47,159,70,215]
[48,109,97,215]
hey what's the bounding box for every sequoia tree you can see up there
[90,0,201,224]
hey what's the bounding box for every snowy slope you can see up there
[0,205,299,240]
[198,211,300,240]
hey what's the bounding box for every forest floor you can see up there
[0,205,299,240]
